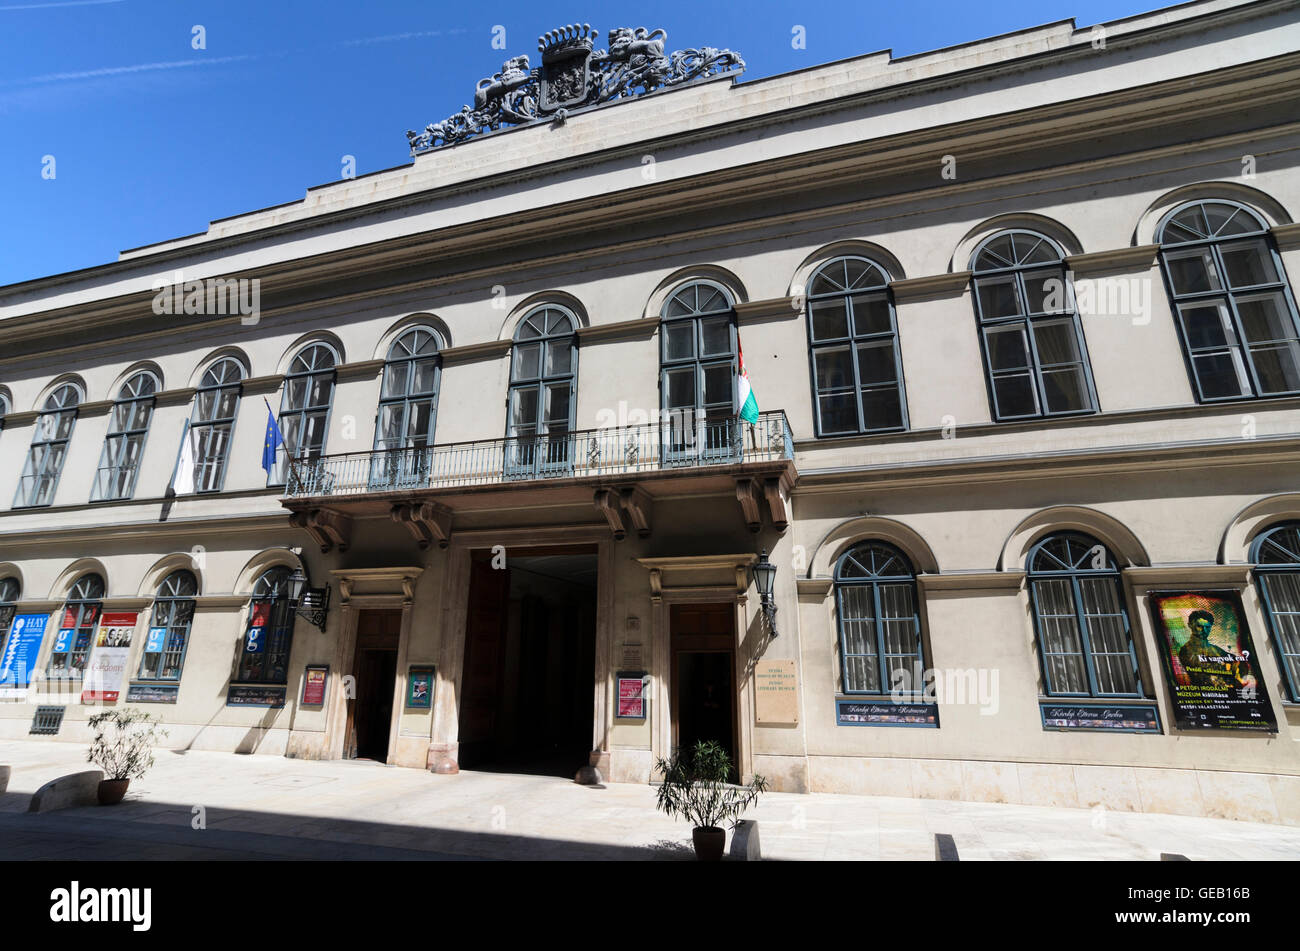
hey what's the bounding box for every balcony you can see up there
[281,411,797,550]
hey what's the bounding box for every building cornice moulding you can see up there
[735,297,799,322]
[1064,245,1161,275]
[1124,564,1253,586]
[1271,222,1300,251]
[575,317,659,343]
[890,271,972,302]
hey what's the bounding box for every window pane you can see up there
[665,367,695,409]
[513,343,541,380]
[814,347,853,391]
[382,362,410,397]
[993,374,1037,417]
[545,340,573,376]
[1192,351,1251,399]
[1179,302,1236,350]
[986,326,1031,370]
[699,316,730,356]
[406,400,434,446]
[1165,248,1222,294]
[544,384,570,428]
[664,322,695,361]
[1237,291,1297,344]
[702,364,731,407]
[810,298,849,341]
[1219,240,1278,288]
[1040,366,1090,413]
[850,294,892,336]
[856,341,897,385]
[818,393,858,434]
[976,275,1022,318]
[1249,342,1300,394]
[1022,268,1069,314]
[1032,319,1083,366]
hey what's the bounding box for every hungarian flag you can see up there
[738,335,759,424]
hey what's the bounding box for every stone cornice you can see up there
[1064,244,1160,275]
[796,578,833,599]
[890,271,971,302]
[241,374,283,395]
[155,387,197,408]
[1271,222,1300,251]
[0,510,288,545]
[439,338,512,365]
[77,399,114,418]
[1124,564,1253,587]
[918,571,1026,593]
[576,317,658,343]
[735,297,799,322]
[336,359,385,381]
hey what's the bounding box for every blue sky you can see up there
[1,0,1159,286]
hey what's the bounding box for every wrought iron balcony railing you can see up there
[284,410,793,499]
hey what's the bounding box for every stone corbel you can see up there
[735,478,762,533]
[288,508,352,553]
[763,472,795,533]
[648,567,663,603]
[595,488,627,540]
[391,501,452,550]
[402,575,417,605]
[619,485,653,539]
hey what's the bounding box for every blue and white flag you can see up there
[262,399,285,476]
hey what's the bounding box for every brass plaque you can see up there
[754,659,799,725]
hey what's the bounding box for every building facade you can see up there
[3,0,1300,823]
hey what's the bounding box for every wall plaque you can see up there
[301,665,328,706]
[126,682,180,704]
[621,642,643,668]
[754,659,799,724]
[226,684,287,707]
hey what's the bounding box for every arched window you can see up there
[47,573,104,678]
[970,231,1096,420]
[272,343,337,485]
[235,567,295,684]
[373,327,441,487]
[0,576,19,654]
[835,541,924,694]
[188,358,244,493]
[139,569,197,682]
[1252,521,1300,701]
[1157,200,1300,400]
[660,281,738,462]
[806,257,907,436]
[507,305,577,478]
[92,371,158,501]
[1027,532,1140,697]
[0,390,9,431]
[15,382,82,508]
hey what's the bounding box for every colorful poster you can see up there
[81,611,139,703]
[616,672,645,719]
[144,627,167,654]
[406,666,434,709]
[302,665,328,706]
[1149,590,1277,732]
[0,613,51,698]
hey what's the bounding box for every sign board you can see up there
[301,665,329,706]
[144,627,167,654]
[836,699,939,728]
[754,659,799,724]
[126,682,180,704]
[621,642,643,668]
[1039,701,1161,733]
[1150,590,1277,732]
[406,666,434,709]
[81,612,139,703]
[616,671,646,719]
[0,613,50,698]
[226,684,287,707]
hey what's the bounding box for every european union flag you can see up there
[262,399,285,475]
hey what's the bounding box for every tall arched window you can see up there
[0,390,9,432]
[1027,532,1140,697]
[373,327,441,487]
[273,343,337,485]
[189,358,244,492]
[660,281,737,462]
[0,576,19,654]
[970,231,1096,420]
[1157,200,1300,400]
[92,371,158,501]
[47,573,104,678]
[507,305,577,478]
[1252,521,1300,701]
[139,569,197,682]
[806,257,907,436]
[835,541,924,694]
[235,567,295,684]
[15,382,82,508]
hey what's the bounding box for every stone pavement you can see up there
[3,740,1299,860]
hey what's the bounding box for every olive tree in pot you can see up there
[653,740,768,861]
[87,710,167,805]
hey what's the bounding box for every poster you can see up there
[406,666,434,709]
[836,699,939,728]
[616,672,645,719]
[0,613,51,698]
[302,665,329,706]
[81,612,138,703]
[1149,590,1277,732]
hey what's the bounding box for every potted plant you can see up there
[653,740,768,861]
[86,710,167,805]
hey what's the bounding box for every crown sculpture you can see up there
[406,24,745,154]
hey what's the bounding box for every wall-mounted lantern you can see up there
[753,548,778,638]
[288,568,330,632]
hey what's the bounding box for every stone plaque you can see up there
[621,642,643,668]
[754,659,799,725]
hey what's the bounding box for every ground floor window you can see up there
[1253,521,1300,701]
[138,569,197,681]
[236,567,295,684]
[835,541,924,694]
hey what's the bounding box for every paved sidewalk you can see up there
[2,740,1298,860]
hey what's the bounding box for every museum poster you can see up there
[81,611,139,703]
[1149,590,1277,733]
[0,613,50,698]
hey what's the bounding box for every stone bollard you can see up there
[0,765,9,795]
[28,770,104,813]
[729,820,761,861]
[935,833,960,861]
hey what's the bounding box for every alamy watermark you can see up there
[151,269,261,325]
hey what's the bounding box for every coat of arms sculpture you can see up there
[406,24,744,154]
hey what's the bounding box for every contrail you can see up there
[0,0,125,10]
[6,55,252,86]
